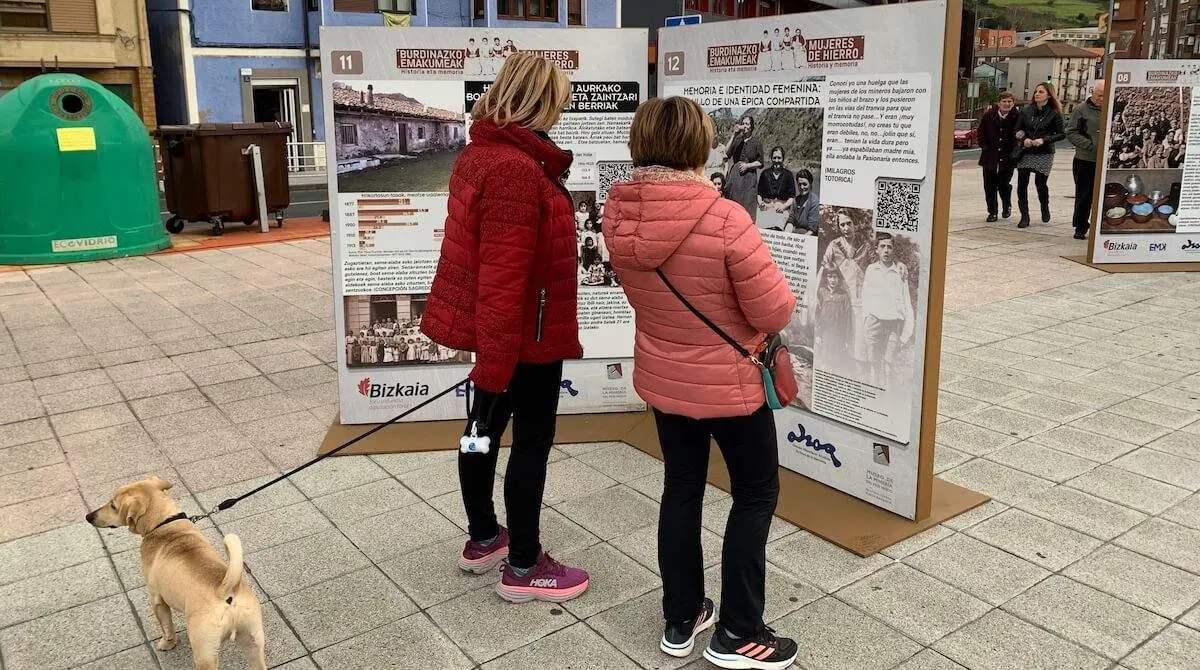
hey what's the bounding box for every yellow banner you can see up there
[382,11,411,27]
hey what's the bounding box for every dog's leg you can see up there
[188,624,222,670]
[236,607,268,670]
[149,593,178,651]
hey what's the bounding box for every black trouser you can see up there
[655,404,779,637]
[982,164,1014,216]
[459,360,562,569]
[1072,158,1097,233]
[1017,168,1050,217]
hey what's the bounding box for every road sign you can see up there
[967,82,980,99]
[665,14,701,27]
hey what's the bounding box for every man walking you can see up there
[1068,80,1106,240]
[978,92,1019,222]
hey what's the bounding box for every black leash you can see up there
[188,377,471,524]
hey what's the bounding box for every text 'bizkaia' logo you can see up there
[357,378,431,398]
[1103,240,1138,252]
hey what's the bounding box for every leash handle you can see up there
[194,377,470,521]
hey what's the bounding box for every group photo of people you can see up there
[704,105,823,234]
[465,36,520,76]
[809,205,919,389]
[755,26,809,71]
[1106,86,1189,169]
[570,192,620,288]
[343,293,471,367]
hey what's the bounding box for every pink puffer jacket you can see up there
[604,167,796,419]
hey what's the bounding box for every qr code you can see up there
[874,178,922,233]
[597,161,634,202]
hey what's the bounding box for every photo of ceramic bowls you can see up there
[1127,193,1149,207]
[1105,206,1128,225]
[1103,183,1128,211]
[1158,204,1175,219]
[1130,202,1154,223]
[1170,213,1179,227]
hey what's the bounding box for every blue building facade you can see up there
[148,0,619,143]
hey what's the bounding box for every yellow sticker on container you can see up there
[56,127,96,152]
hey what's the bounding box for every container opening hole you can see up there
[60,94,84,115]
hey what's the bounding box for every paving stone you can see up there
[142,406,233,442]
[274,566,417,651]
[482,621,640,670]
[1001,393,1093,423]
[0,439,63,477]
[1027,425,1139,463]
[1162,493,1200,530]
[966,508,1102,571]
[1068,412,1172,446]
[66,439,171,488]
[1065,544,1200,619]
[49,402,135,437]
[73,645,158,670]
[0,594,144,670]
[767,531,892,593]
[701,496,798,542]
[395,456,463,500]
[554,484,658,541]
[183,360,261,387]
[370,449,457,476]
[587,589,698,670]
[41,384,125,416]
[943,377,1027,404]
[986,441,1098,482]
[1144,431,1200,462]
[958,406,1058,441]
[218,501,333,554]
[934,419,1021,456]
[199,375,282,405]
[1018,485,1147,541]
[1123,624,1200,670]
[0,556,121,628]
[0,462,76,508]
[313,477,420,526]
[541,457,619,505]
[129,389,211,420]
[880,525,955,560]
[941,459,1055,505]
[0,523,105,587]
[378,534,500,608]
[837,563,990,645]
[610,521,721,576]
[934,609,1109,670]
[893,649,968,670]
[1107,398,1200,430]
[246,529,371,598]
[0,417,54,450]
[114,372,195,401]
[288,454,387,498]
[1114,518,1200,575]
[149,601,306,670]
[0,489,87,543]
[312,612,472,670]
[575,441,663,483]
[933,445,973,474]
[342,501,461,563]
[934,391,991,418]
[1112,448,1200,490]
[1066,465,1191,515]
[1003,575,1169,660]
[558,542,659,619]
[429,583,575,664]
[773,596,922,670]
[194,474,306,523]
[175,448,277,492]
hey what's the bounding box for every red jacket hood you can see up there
[468,118,573,179]
[604,169,724,271]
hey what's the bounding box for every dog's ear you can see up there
[115,490,148,531]
[149,476,173,491]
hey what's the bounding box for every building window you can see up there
[333,0,413,12]
[338,123,358,145]
[417,126,426,140]
[568,0,583,25]
[474,0,484,19]
[498,0,558,21]
[252,0,287,10]
[0,0,48,31]
[103,84,136,111]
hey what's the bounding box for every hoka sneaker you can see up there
[458,526,509,574]
[703,626,798,670]
[495,552,589,603]
[660,597,716,657]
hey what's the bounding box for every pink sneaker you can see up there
[496,552,589,603]
[459,527,510,574]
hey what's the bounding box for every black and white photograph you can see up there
[344,293,471,367]
[570,190,619,288]
[705,104,823,233]
[811,205,919,389]
[1106,86,1190,169]
[334,81,467,193]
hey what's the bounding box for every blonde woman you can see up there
[605,97,798,669]
[422,52,589,603]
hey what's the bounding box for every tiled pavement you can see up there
[2,154,1199,669]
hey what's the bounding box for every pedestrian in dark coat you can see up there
[978,91,1019,222]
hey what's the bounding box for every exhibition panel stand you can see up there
[319,2,987,556]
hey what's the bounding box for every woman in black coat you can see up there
[978,92,1019,222]
[1014,82,1066,228]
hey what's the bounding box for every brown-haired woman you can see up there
[421,52,589,603]
[605,96,798,670]
[1014,82,1065,228]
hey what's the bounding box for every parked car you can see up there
[954,118,979,149]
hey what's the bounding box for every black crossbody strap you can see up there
[655,267,754,361]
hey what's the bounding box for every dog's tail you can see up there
[219,534,245,600]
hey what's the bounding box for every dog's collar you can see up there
[150,512,189,533]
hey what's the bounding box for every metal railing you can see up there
[287,141,327,175]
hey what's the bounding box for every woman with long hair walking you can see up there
[1014,82,1065,228]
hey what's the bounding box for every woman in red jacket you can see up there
[421,53,588,603]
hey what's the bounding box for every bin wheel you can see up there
[165,216,186,234]
[210,216,224,236]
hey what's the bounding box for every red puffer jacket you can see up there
[421,119,583,392]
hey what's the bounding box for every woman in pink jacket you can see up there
[605,97,797,670]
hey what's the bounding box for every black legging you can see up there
[1017,168,1050,217]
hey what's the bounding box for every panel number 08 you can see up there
[664,51,685,76]
[331,51,364,75]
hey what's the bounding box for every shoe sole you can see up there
[702,647,797,670]
[659,611,716,657]
[495,578,588,603]
[458,546,509,574]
